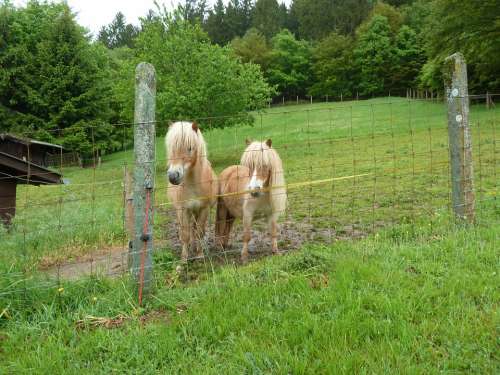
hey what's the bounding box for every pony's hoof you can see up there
[273,250,283,256]
[241,254,249,264]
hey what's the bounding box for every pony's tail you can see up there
[215,196,233,249]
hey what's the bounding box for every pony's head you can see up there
[241,138,284,197]
[165,121,207,185]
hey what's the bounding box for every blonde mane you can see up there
[166,121,208,163]
[241,141,286,211]
[241,141,284,186]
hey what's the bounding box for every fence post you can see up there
[444,52,474,223]
[131,62,156,303]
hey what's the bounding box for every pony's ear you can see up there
[192,122,199,133]
[265,139,272,148]
[245,138,252,145]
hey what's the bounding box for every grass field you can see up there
[1,97,498,373]
[1,97,497,268]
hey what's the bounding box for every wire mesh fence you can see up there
[0,91,498,307]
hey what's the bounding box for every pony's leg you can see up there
[215,198,233,249]
[179,209,191,262]
[223,216,235,248]
[242,213,253,263]
[193,207,209,259]
[269,214,281,255]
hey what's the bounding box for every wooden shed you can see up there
[0,134,63,226]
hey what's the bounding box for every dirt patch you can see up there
[139,309,170,325]
[38,245,124,270]
[43,247,129,281]
[75,309,170,330]
[76,314,129,330]
[44,206,375,281]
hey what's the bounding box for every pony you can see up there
[166,121,217,262]
[216,139,287,263]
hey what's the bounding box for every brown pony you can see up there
[216,139,287,263]
[166,121,217,261]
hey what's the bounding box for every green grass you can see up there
[1,217,498,373]
[1,97,498,270]
[0,97,498,373]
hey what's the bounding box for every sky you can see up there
[13,1,291,37]
[12,1,185,35]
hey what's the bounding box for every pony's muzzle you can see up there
[250,187,262,197]
[168,170,182,185]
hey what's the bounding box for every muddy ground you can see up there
[44,208,373,281]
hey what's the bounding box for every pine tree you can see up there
[205,0,229,44]
[97,12,139,49]
[252,0,282,40]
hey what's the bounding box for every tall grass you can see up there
[0,97,498,373]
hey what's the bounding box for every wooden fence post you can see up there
[444,52,474,223]
[131,62,156,302]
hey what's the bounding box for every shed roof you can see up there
[0,151,62,185]
[0,133,63,150]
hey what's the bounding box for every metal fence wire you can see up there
[0,66,498,307]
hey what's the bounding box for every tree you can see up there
[178,0,207,24]
[292,0,334,40]
[231,28,271,70]
[252,0,283,39]
[267,29,312,96]
[117,15,273,128]
[97,12,139,49]
[358,1,403,34]
[205,0,229,44]
[0,1,115,155]
[225,0,253,40]
[353,15,395,96]
[421,0,500,92]
[285,1,300,36]
[391,25,425,92]
[309,32,356,97]
[292,0,373,39]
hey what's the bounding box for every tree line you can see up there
[1,0,498,157]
